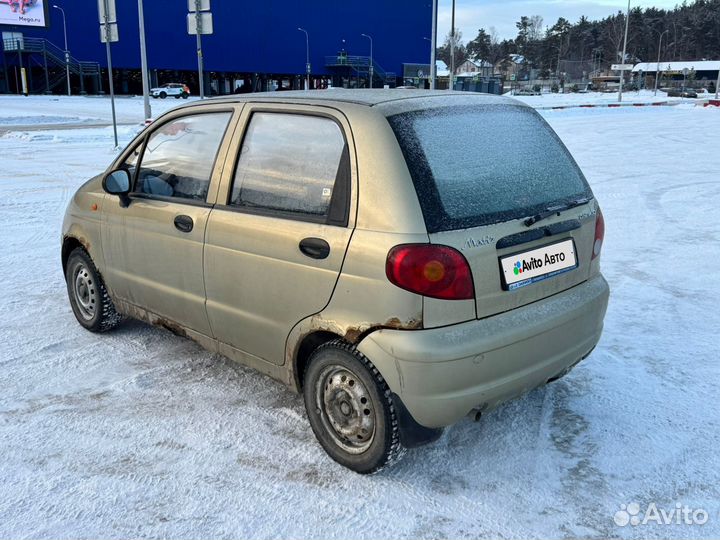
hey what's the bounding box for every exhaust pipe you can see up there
[468,404,487,422]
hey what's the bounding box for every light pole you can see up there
[654,29,668,96]
[138,0,151,121]
[101,0,118,148]
[298,27,310,90]
[194,0,205,99]
[423,37,432,87]
[361,33,373,88]
[430,0,437,89]
[52,4,70,96]
[449,0,456,90]
[618,0,631,103]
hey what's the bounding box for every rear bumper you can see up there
[356,275,609,428]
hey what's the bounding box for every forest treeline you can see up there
[437,0,720,76]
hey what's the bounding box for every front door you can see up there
[102,109,236,336]
[204,106,356,365]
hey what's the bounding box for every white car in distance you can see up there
[151,83,191,99]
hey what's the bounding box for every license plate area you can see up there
[500,238,578,291]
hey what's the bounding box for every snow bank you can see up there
[509,89,705,108]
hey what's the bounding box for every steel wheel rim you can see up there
[315,365,376,454]
[73,263,97,321]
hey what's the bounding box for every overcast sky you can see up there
[437,0,683,42]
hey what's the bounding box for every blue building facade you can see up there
[1,1,433,94]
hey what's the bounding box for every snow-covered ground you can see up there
[0,94,195,128]
[1,96,719,539]
[510,88,708,108]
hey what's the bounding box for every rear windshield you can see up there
[387,104,592,233]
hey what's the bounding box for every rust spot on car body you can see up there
[308,315,423,345]
[344,326,364,343]
[115,300,189,340]
[384,317,422,330]
[152,317,188,338]
[77,236,91,252]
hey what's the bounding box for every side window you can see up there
[230,112,347,220]
[135,112,231,201]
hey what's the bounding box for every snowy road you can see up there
[1,97,719,539]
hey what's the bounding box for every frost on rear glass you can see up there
[388,104,591,232]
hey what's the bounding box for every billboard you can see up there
[0,0,49,28]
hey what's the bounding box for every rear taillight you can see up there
[592,208,605,260]
[386,244,475,300]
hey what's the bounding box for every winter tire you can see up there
[65,247,121,333]
[303,339,404,474]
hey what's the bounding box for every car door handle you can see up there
[174,214,194,233]
[299,237,330,260]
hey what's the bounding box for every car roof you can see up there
[171,89,525,115]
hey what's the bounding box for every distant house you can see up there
[454,59,494,77]
[496,54,527,81]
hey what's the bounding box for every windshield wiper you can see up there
[523,197,591,227]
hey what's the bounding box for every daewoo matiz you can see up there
[62,90,609,473]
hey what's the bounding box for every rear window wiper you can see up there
[523,197,591,227]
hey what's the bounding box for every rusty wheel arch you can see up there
[293,330,345,391]
[62,236,89,271]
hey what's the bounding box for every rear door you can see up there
[203,104,356,365]
[386,102,598,320]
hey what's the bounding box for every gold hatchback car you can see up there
[62,90,609,473]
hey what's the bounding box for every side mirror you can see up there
[102,169,131,207]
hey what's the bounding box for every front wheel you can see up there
[65,248,121,333]
[159,91,167,99]
[303,340,404,474]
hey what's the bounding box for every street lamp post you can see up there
[138,0,151,121]
[654,29,668,96]
[618,0,631,103]
[194,1,204,99]
[298,27,310,90]
[361,33,373,88]
[52,4,70,96]
[449,0,456,90]
[430,0,437,89]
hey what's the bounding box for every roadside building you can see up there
[632,61,720,90]
[0,0,431,95]
[454,58,493,77]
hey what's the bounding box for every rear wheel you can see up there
[65,248,121,333]
[181,92,189,99]
[303,340,404,474]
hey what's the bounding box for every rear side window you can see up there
[135,112,231,201]
[387,104,592,232]
[230,112,348,222]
